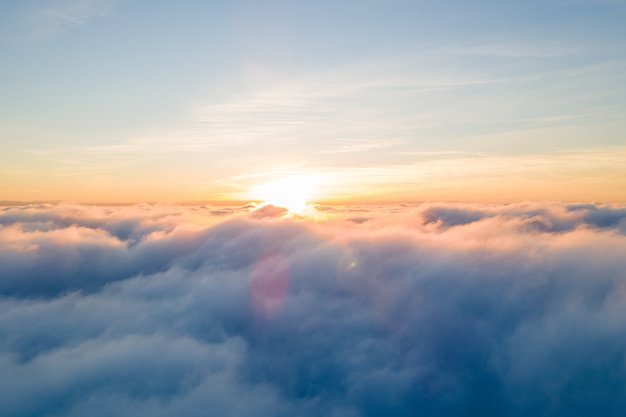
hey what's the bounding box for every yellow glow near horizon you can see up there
[254,176,317,213]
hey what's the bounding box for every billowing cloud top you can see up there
[1,202,626,416]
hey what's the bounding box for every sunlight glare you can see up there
[255,176,316,213]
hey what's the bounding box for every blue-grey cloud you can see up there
[1,202,626,416]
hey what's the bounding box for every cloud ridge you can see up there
[1,202,626,416]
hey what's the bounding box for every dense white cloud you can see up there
[1,202,626,416]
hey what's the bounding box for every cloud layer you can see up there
[1,202,626,416]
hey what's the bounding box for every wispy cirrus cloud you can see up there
[34,0,114,38]
[218,146,626,202]
[4,46,624,203]
[0,0,115,41]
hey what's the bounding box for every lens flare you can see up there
[250,253,290,319]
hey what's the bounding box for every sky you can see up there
[3,3,626,413]
[1,0,626,203]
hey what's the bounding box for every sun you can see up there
[254,176,316,213]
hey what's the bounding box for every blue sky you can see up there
[1,0,625,202]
